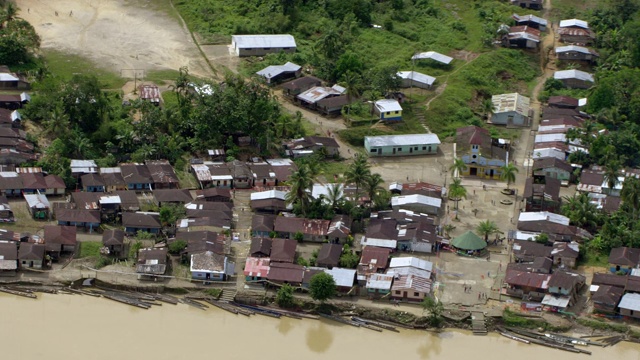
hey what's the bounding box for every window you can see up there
[422,146,427,150]
[263,48,271,50]
[397,148,402,152]
[370,149,377,153]
[395,291,401,295]
[414,292,420,297]
[414,147,418,150]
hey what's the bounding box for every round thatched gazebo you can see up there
[451,231,487,253]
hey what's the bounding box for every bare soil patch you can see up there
[17,0,211,78]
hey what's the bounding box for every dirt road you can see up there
[16,0,211,78]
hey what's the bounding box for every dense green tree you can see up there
[450,158,467,178]
[421,296,444,327]
[168,240,187,255]
[621,176,640,220]
[561,193,601,232]
[476,220,498,241]
[276,284,296,308]
[309,272,337,302]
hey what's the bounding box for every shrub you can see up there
[168,240,187,255]
[276,284,295,308]
[204,288,222,299]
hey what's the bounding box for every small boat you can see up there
[500,331,531,344]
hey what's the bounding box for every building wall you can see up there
[367,288,390,295]
[365,142,438,157]
[20,259,43,269]
[84,185,105,192]
[235,46,296,57]
[399,78,431,90]
[192,270,225,281]
[391,289,426,301]
[128,183,152,191]
[411,241,433,253]
[557,52,593,61]
[559,78,593,89]
[559,35,593,45]
[392,203,439,215]
[533,167,571,181]
[491,111,528,126]
[125,226,160,235]
[620,308,640,319]
[460,152,505,180]
[45,187,65,196]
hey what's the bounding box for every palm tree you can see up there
[603,162,621,195]
[285,165,314,216]
[561,193,600,231]
[449,158,467,179]
[442,224,456,238]
[364,173,384,207]
[342,71,362,115]
[621,176,640,220]
[345,153,371,205]
[326,182,344,210]
[500,163,519,190]
[44,107,69,138]
[476,220,498,241]
[448,178,467,219]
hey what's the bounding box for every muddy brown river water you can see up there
[1,293,639,360]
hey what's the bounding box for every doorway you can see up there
[470,167,478,176]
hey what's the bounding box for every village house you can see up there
[397,71,436,89]
[55,208,101,232]
[71,192,100,211]
[366,273,394,297]
[19,172,46,194]
[386,257,434,302]
[557,21,596,45]
[112,190,140,212]
[592,285,624,314]
[185,202,233,219]
[269,238,297,263]
[523,176,562,212]
[0,108,21,128]
[44,175,66,196]
[190,251,230,282]
[504,264,551,301]
[136,247,168,280]
[510,257,553,274]
[0,92,29,110]
[551,241,580,268]
[153,189,193,206]
[513,13,548,30]
[120,163,153,191]
[542,271,585,312]
[555,45,599,63]
[512,240,553,263]
[532,157,573,182]
[0,67,30,90]
[490,93,531,126]
[364,134,440,157]
[518,212,591,242]
[618,293,640,319]
[316,243,342,269]
[391,194,442,215]
[206,149,226,162]
[249,162,277,188]
[316,95,351,117]
[538,117,582,136]
[191,163,234,189]
[0,195,13,222]
[250,237,272,258]
[147,161,180,190]
[327,215,351,243]
[357,246,391,284]
[138,85,161,105]
[231,34,296,57]
[251,214,276,238]
[547,96,580,109]
[100,168,127,192]
[0,241,17,275]
[608,247,640,274]
[177,216,231,234]
[503,25,540,49]
[283,136,340,158]
[229,160,252,189]
[542,105,589,119]
[281,76,322,98]
[361,218,399,250]
[324,267,356,292]
[374,99,403,122]
[411,51,453,65]
[250,190,288,213]
[122,212,162,235]
[266,158,297,184]
[295,84,345,109]
[102,229,126,258]
[44,225,77,261]
[24,193,50,220]
[267,262,304,286]
[177,230,227,256]
[554,69,594,89]
[195,187,231,202]
[244,256,271,282]
[18,242,45,269]
[274,216,330,242]
[256,62,301,84]
[70,159,98,178]
[456,126,508,179]
[511,0,543,10]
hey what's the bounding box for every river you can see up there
[1,293,639,360]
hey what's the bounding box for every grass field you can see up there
[78,242,103,258]
[42,50,128,89]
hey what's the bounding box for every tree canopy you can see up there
[309,272,337,302]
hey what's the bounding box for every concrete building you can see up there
[364,134,440,157]
[555,45,599,62]
[490,93,531,126]
[231,34,296,57]
[374,99,403,122]
[618,293,640,319]
[456,126,508,179]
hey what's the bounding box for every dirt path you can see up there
[16,0,211,78]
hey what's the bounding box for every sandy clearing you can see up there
[16,0,211,78]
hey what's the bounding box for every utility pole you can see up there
[120,69,145,94]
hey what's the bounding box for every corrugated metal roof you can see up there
[619,293,640,311]
[374,99,402,112]
[512,13,548,26]
[366,273,394,290]
[24,194,49,209]
[297,86,343,104]
[365,134,440,147]
[541,294,571,308]
[555,45,595,55]
[244,257,270,277]
[0,73,19,81]
[492,93,530,115]
[361,237,397,249]
[397,71,436,86]
[391,194,442,208]
[554,69,594,82]
[324,268,356,288]
[232,34,296,49]
[70,159,97,168]
[518,211,570,225]
[256,62,301,80]
[411,51,453,64]
[250,189,288,201]
[389,257,433,272]
[559,19,589,29]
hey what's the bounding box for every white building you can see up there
[231,34,296,57]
